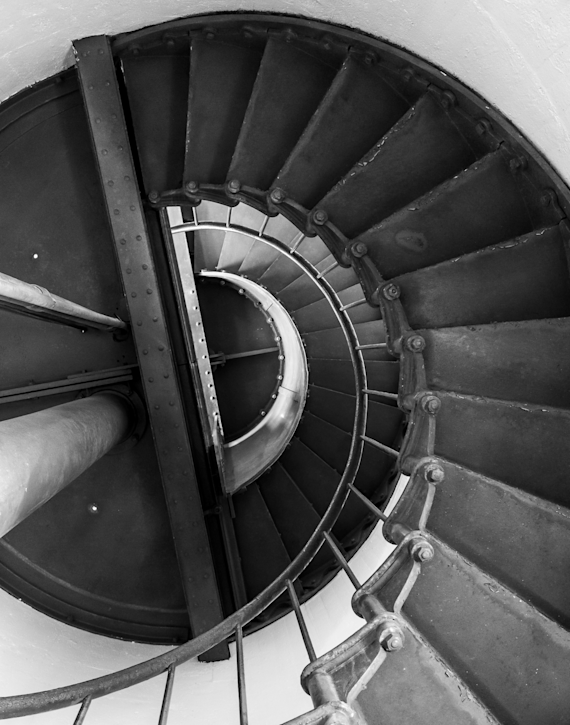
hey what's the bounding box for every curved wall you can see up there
[1,0,570,183]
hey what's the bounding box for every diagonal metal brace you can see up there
[73,36,227,657]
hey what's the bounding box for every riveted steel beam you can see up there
[73,36,227,657]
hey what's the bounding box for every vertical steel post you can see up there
[0,393,132,537]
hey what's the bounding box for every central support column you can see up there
[0,394,132,538]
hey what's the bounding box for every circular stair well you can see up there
[0,12,568,725]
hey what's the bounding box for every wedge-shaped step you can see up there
[259,464,330,571]
[355,620,498,725]
[303,321,388,361]
[215,230,256,272]
[421,318,570,407]
[314,254,359,294]
[228,38,337,189]
[185,37,261,184]
[238,239,281,279]
[193,228,226,271]
[122,49,189,192]
[430,458,570,628]
[400,535,570,725]
[293,298,340,334]
[356,150,533,277]
[395,226,570,328]
[296,411,352,474]
[232,482,291,599]
[308,359,398,397]
[257,252,303,293]
[279,438,341,516]
[306,385,356,433]
[319,93,477,238]
[274,56,408,208]
[435,392,570,508]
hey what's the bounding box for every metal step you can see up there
[319,92,477,238]
[274,55,409,208]
[395,226,570,328]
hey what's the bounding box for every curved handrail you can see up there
[0,213,371,718]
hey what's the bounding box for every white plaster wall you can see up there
[1,0,570,184]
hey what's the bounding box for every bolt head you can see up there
[185,181,198,194]
[411,539,434,562]
[382,630,404,652]
[148,190,159,202]
[421,394,441,415]
[227,179,241,193]
[406,334,425,353]
[270,187,286,204]
[476,118,492,135]
[351,241,368,258]
[382,283,400,301]
[312,208,328,225]
[425,462,445,483]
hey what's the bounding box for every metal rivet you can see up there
[102,149,108,155]
[136,235,142,241]
[142,263,148,269]
[147,289,153,295]
[130,205,135,211]
[136,321,142,326]
[149,377,154,382]
[120,238,126,245]
[126,268,132,274]
[131,292,137,297]
[154,404,160,410]
[124,175,130,181]
[169,401,175,406]
[108,180,114,186]
[159,345,165,351]
[164,373,169,378]
[113,209,120,215]
[88,503,99,514]
[143,349,148,355]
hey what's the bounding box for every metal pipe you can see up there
[235,624,248,725]
[0,270,127,331]
[158,666,175,725]
[0,392,133,537]
[286,579,317,663]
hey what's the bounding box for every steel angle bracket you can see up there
[73,36,227,658]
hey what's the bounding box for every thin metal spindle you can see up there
[235,624,248,725]
[73,696,92,725]
[355,342,388,351]
[258,216,269,236]
[363,388,399,401]
[226,206,232,227]
[361,434,399,458]
[286,579,317,662]
[289,232,306,253]
[348,483,388,521]
[157,666,176,725]
[316,261,339,279]
[191,206,198,226]
[340,298,367,312]
[323,532,361,589]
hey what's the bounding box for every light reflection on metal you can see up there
[166,207,226,481]
[0,270,127,331]
[200,269,308,495]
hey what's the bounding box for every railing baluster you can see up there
[348,483,388,522]
[289,232,306,253]
[226,206,232,227]
[286,579,317,662]
[258,216,269,236]
[323,532,361,589]
[355,342,388,351]
[316,261,339,279]
[363,388,398,401]
[191,206,198,226]
[339,297,367,312]
[157,666,175,725]
[361,434,399,458]
[73,696,92,725]
[235,624,248,725]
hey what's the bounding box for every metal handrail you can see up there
[0,212,373,719]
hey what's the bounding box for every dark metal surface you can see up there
[421,318,570,407]
[396,226,570,329]
[74,36,226,648]
[274,56,408,209]
[319,93,477,238]
[435,392,570,509]
[430,458,570,628]
[185,37,261,184]
[402,535,570,725]
[357,148,535,278]
[229,38,337,190]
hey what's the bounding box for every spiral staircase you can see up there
[0,12,569,725]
